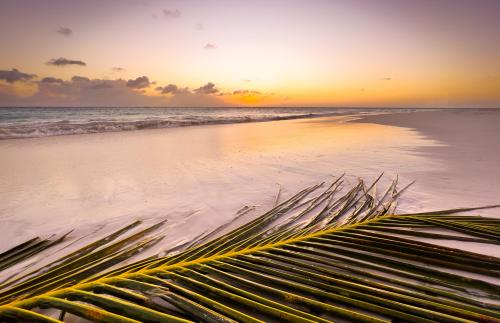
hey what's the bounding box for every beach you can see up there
[357,109,500,215]
[0,108,499,259]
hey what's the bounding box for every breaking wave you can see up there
[0,112,331,139]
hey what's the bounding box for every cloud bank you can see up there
[0,69,228,107]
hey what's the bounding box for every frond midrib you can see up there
[0,212,405,309]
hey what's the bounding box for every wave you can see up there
[0,112,337,140]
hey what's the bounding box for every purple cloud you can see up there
[57,27,72,36]
[163,9,181,18]
[41,77,63,83]
[194,82,218,94]
[126,76,150,89]
[156,84,191,95]
[89,82,113,90]
[0,68,37,83]
[47,57,86,67]
[71,75,90,82]
[233,90,261,95]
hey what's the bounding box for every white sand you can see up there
[355,109,500,214]
[0,109,498,256]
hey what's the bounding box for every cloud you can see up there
[57,27,72,36]
[112,67,125,72]
[155,83,190,95]
[0,68,37,84]
[155,82,226,106]
[381,77,392,81]
[0,69,36,83]
[233,90,261,95]
[155,84,177,93]
[204,43,216,50]
[195,23,204,30]
[194,82,218,94]
[89,82,113,90]
[244,79,251,82]
[126,76,150,89]
[71,75,90,82]
[41,77,63,83]
[47,57,86,67]
[163,9,181,18]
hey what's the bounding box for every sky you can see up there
[0,0,499,108]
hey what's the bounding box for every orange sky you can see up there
[0,0,499,107]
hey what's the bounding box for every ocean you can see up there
[0,107,424,140]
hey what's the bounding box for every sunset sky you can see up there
[0,0,499,107]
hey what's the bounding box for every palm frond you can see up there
[1,174,499,322]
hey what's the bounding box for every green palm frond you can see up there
[1,175,499,322]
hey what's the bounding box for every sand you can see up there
[0,108,499,258]
[356,109,500,214]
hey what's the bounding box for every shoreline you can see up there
[0,107,436,140]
